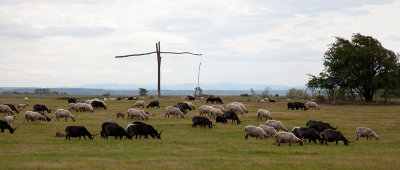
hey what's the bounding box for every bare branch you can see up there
[115,51,157,58]
[160,51,202,56]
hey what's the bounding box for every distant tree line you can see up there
[1,88,67,95]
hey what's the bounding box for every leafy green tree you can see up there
[286,88,310,99]
[307,33,400,102]
[139,88,148,96]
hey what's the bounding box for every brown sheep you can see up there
[116,112,125,119]
[55,131,66,137]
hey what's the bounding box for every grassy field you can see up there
[0,95,399,169]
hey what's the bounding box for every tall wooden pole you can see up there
[115,42,201,97]
[156,42,161,97]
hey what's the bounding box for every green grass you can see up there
[0,96,399,169]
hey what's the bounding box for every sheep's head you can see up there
[298,140,304,146]
[72,116,76,121]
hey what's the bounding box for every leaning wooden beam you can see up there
[115,51,157,58]
[160,52,202,56]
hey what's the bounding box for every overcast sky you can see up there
[0,0,399,89]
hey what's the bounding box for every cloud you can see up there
[0,0,399,88]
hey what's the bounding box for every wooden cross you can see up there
[115,42,202,97]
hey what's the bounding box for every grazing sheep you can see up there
[0,104,14,115]
[257,109,273,121]
[244,125,268,140]
[212,105,225,112]
[199,105,213,116]
[321,129,349,145]
[75,103,94,112]
[265,120,288,132]
[127,109,148,120]
[226,103,245,116]
[223,111,241,124]
[24,111,46,122]
[355,127,380,141]
[55,109,76,121]
[216,116,227,124]
[192,116,213,128]
[133,100,145,108]
[258,99,266,105]
[146,101,160,109]
[232,102,248,113]
[184,102,196,110]
[165,106,184,118]
[258,125,276,137]
[274,132,304,146]
[17,104,29,109]
[4,115,15,124]
[55,131,66,137]
[210,108,224,119]
[68,103,77,111]
[306,101,320,110]
[116,112,125,119]
[291,127,322,144]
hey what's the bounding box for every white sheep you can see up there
[212,105,225,112]
[306,101,320,110]
[75,103,94,112]
[199,105,213,116]
[226,103,245,116]
[17,104,29,109]
[24,111,46,122]
[184,102,196,110]
[68,103,77,111]
[257,109,273,121]
[133,100,145,108]
[127,109,148,120]
[244,125,268,140]
[0,104,14,115]
[210,108,224,119]
[165,106,184,118]
[55,109,76,121]
[232,102,248,113]
[355,127,380,141]
[258,125,276,137]
[5,115,15,124]
[274,132,304,146]
[265,120,288,132]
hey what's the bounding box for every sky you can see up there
[0,0,399,89]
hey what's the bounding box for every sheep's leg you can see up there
[245,135,248,140]
[289,142,291,146]
[336,140,338,145]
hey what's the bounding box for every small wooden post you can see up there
[156,42,161,97]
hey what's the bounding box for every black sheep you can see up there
[192,116,213,128]
[223,111,241,124]
[65,126,96,140]
[306,120,337,134]
[146,101,160,109]
[91,101,107,110]
[104,124,127,140]
[33,104,51,113]
[101,121,119,138]
[291,127,322,144]
[287,102,295,110]
[127,124,161,139]
[216,116,227,124]
[294,102,307,110]
[321,129,349,145]
[0,120,16,134]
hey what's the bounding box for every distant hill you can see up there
[0,87,291,96]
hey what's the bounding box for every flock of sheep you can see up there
[0,96,380,146]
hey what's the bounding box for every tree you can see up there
[286,88,310,99]
[102,93,111,98]
[139,88,148,96]
[261,87,271,98]
[307,33,400,102]
[250,88,256,96]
